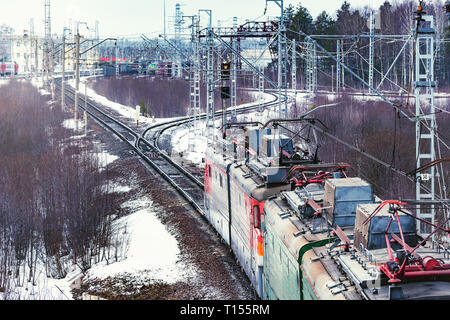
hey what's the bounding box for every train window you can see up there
[252,205,261,229]
[220,175,223,188]
[208,165,211,177]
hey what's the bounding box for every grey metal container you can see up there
[323,178,374,228]
[354,203,417,251]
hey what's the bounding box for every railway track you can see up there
[56,81,283,216]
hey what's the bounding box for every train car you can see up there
[263,175,450,300]
[204,123,347,297]
[0,62,18,76]
[205,121,450,300]
[205,145,291,297]
[156,61,173,77]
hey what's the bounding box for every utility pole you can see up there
[231,16,238,121]
[258,64,264,117]
[306,38,317,93]
[50,48,55,100]
[200,9,214,145]
[341,39,345,88]
[75,31,80,128]
[331,65,334,92]
[44,0,51,89]
[291,38,297,96]
[74,22,88,130]
[29,18,34,76]
[61,29,66,111]
[115,39,119,78]
[266,0,288,119]
[184,14,200,152]
[336,39,341,93]
[61,27,71,111]
[35,38,39,79]
[266,0,288,118]
[414,13,437,239]
[368,10,374,93]
[174,3,183,78]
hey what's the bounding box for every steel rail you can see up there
[58,84,205,214]
[57,81,285,216]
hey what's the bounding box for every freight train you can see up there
[204,119,450,300]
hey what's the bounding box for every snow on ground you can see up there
[0,261,82,300]
[62,118,85,131]
[0,196,196,300]
[96,150,119,168]
[1,84,197,299]
[68,77,183,126]
[85,196,197,286]
[0,78,10,87]
[28,77,51,96]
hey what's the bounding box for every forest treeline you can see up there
[283,0,450,90]
[0,80,120,298]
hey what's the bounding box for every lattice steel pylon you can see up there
[336,39,341,93]
[188,16,201,152]
[306,38,317,93]
[44,0,52,88]
[278,27,288,118]
[115,39,119,78]
[291,38,297,95]
[258,64,264,118]
[200,9,215,145]
[206,34,215,144]
[414,15,436,239]
[231,36,238,120]
[174,3,183,78]
[266,0,288,118]
[368,10,375,93]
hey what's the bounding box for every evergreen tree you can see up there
[287,4,313,40]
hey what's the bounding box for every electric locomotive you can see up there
[205,120,450,300]
[204,119,348,297]
[263,180,450,300]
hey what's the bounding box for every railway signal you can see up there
[221,61,230,80]
[220,86,230,99]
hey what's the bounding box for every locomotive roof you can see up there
[206,148,291,202]
[264,189,450,300]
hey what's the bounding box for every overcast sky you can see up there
[3,0,392,38]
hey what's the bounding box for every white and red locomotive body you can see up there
[0,62,18,76]
[204,147,290,297]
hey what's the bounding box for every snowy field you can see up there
[0,84,199,299]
